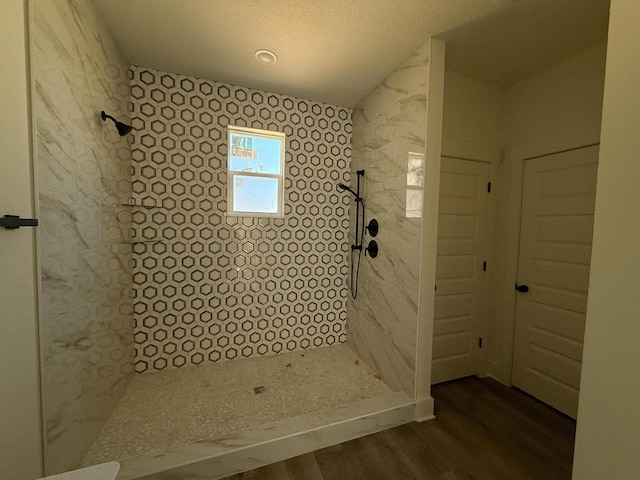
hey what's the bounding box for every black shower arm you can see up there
[101,111,116,123]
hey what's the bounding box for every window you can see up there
[227,126,285,217]
[405,152,425,218]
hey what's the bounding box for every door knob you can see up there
[515,284,529,293]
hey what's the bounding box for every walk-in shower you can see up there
[33,5,405,471]
[34,1,426,477]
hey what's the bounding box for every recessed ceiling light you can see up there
[254,49,278,65]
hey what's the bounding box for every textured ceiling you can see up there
[93,0,610,107]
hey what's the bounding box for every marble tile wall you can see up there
[33,0,134,474]
[348,41,430,396]
[129,67,352,372]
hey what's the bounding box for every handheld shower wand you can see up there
[337,170,366,298]
[338,183,359,200]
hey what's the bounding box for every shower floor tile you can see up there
[82,344,393,466]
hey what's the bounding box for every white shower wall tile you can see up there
[34,0,134,474]
[347,41,429,396]
[36,121,78,195]
[130,67,352,372]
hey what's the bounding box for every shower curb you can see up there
[117,391,415,479]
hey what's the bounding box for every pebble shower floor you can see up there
[82,344,392,466]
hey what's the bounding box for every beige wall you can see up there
[573,0,640,477]
[504,42,607,157]
[489,43,607,384]
[0,0,43,478]
[415,38,445,415]
[439,43,607,385]
[442,70,503,150]
[440,71,503,379]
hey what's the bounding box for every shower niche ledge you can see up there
[123,239,163,245]
[119,201,164,209]
[117,390,414,480]
[115,200,165,245]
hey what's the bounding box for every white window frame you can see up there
[227,125,285,218]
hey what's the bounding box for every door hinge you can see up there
[478,337,483,348]
[483,261,487,271]
[487,182,492,193]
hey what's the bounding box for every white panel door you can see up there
[513,145,598,418]
[432,157,489,384]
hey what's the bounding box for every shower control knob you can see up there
[365,240,378,259]
[366,219,379,237]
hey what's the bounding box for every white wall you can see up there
[0,0,43,478]
[573,0,640,477]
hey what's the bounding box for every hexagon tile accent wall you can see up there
[130,66,352,372]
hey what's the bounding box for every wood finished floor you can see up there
[223,376,576,480]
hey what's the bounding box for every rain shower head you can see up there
[101,111,132,136]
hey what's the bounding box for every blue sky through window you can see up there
[233,175,279,213]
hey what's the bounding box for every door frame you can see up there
[494,140,600,387]
[440,136,500,379]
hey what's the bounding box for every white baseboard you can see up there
[414,395,435,422]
